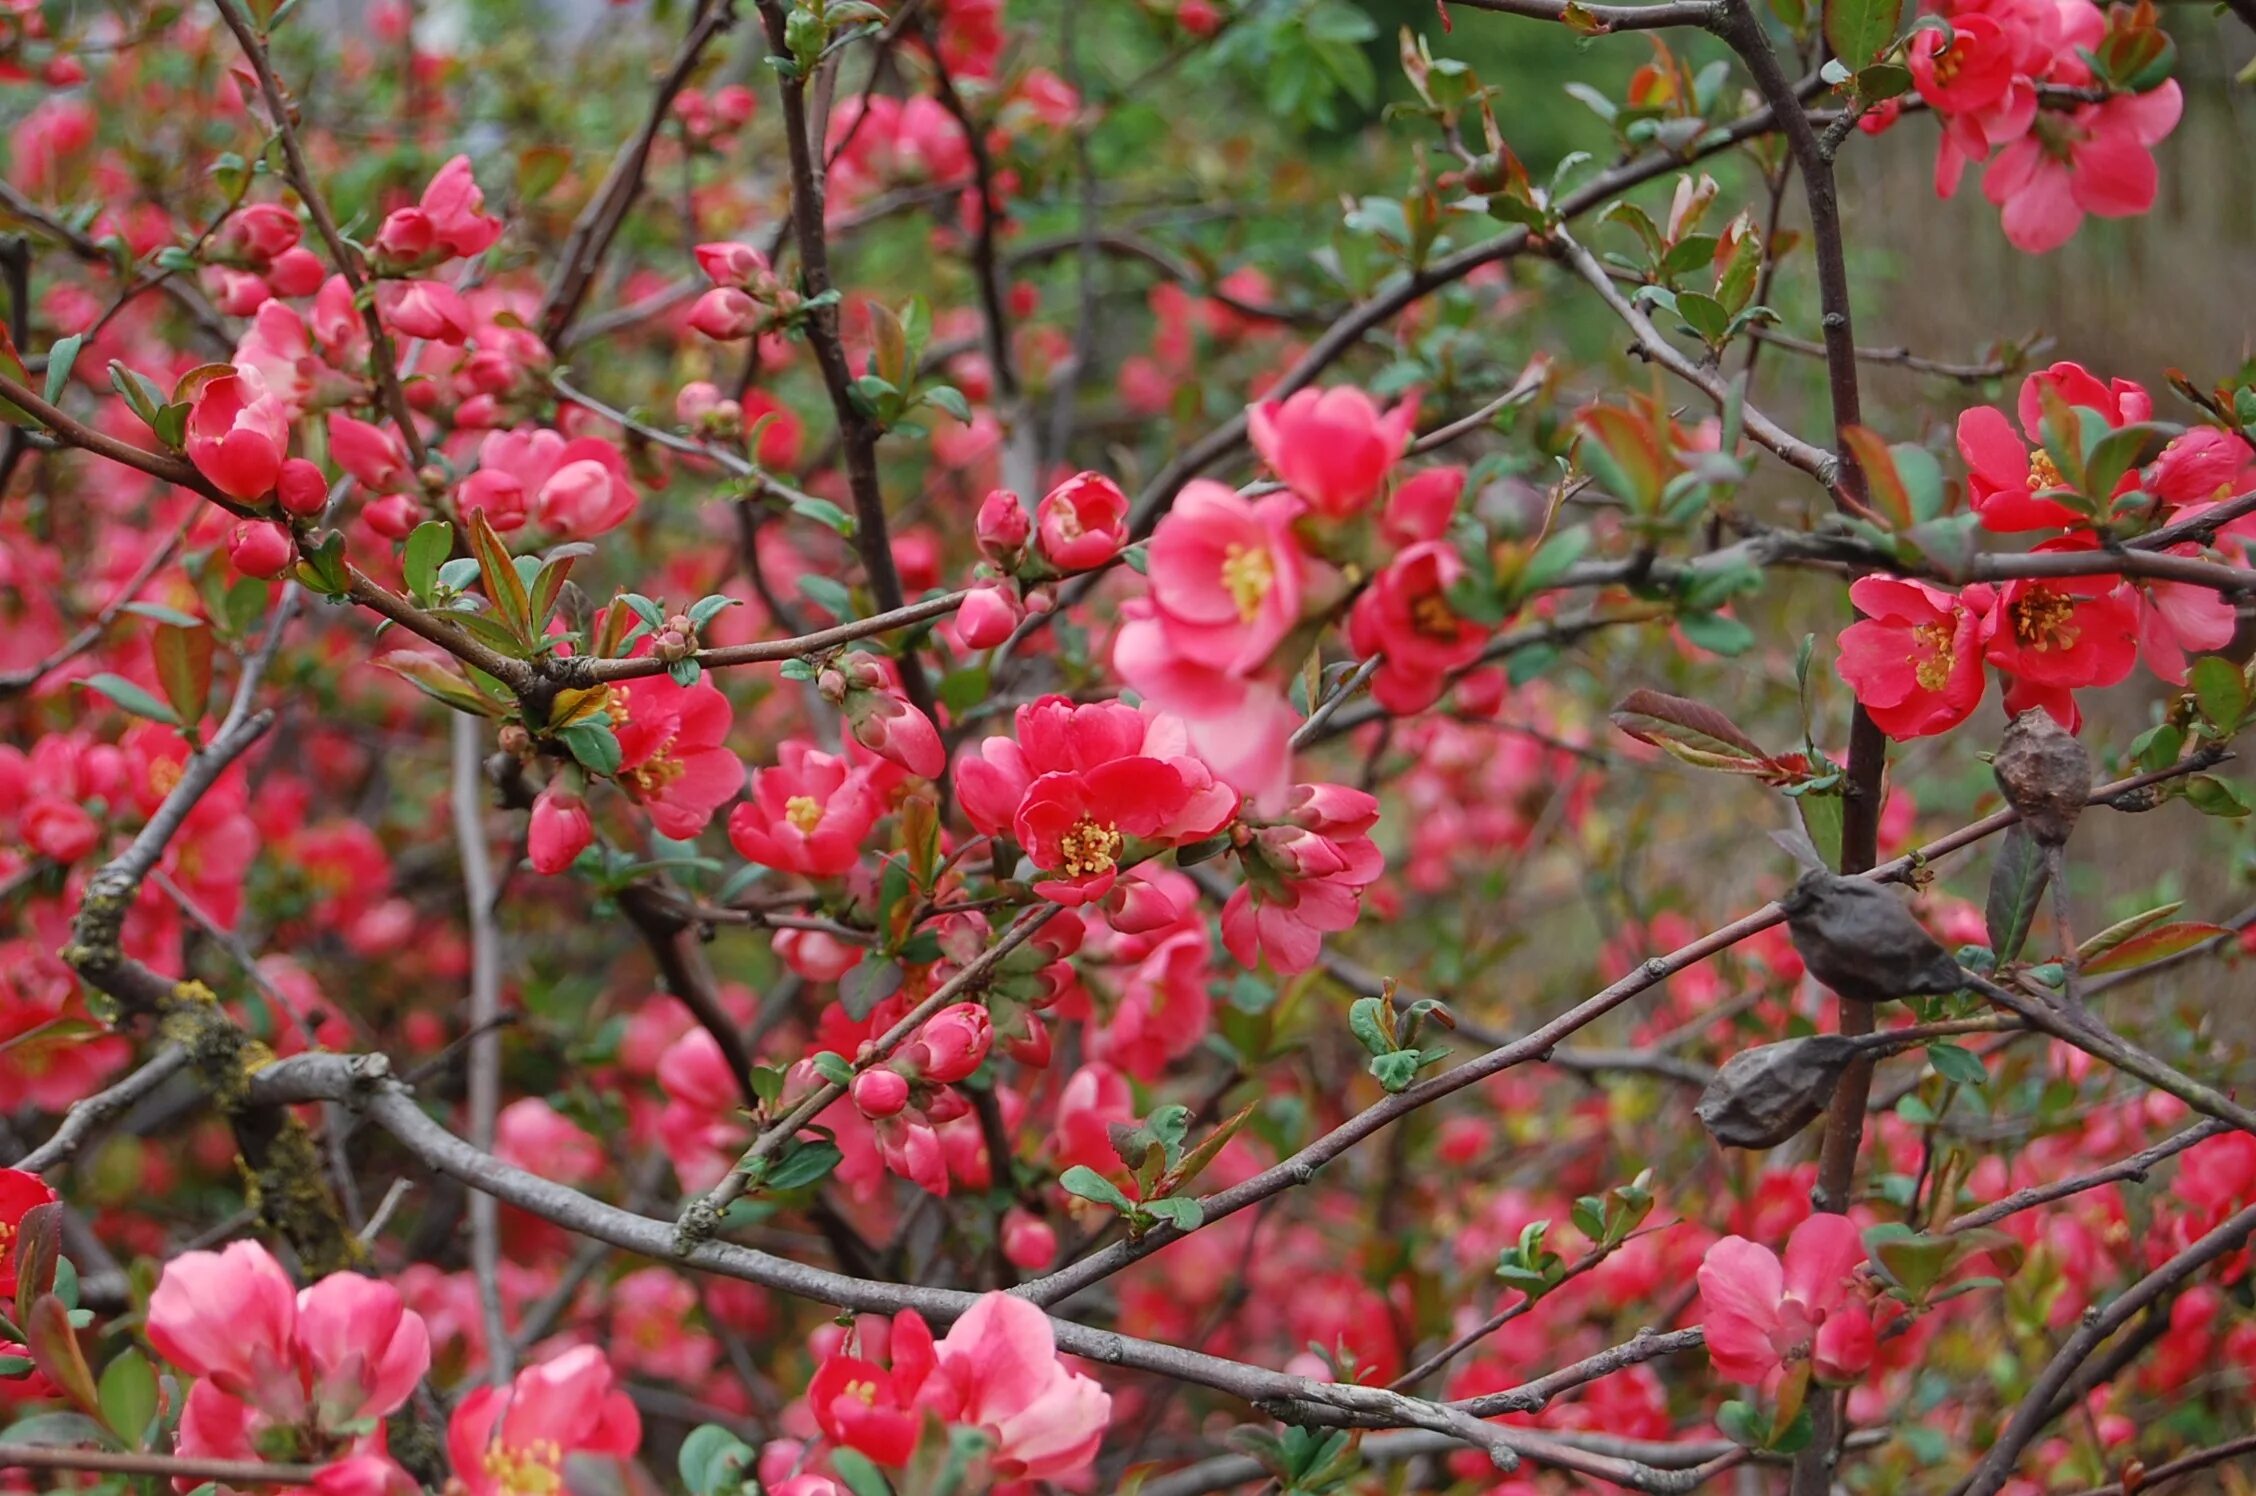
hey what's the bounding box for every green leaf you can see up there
[81,673,182,727]
[96,1349,157,1450]
[43,335,84,406]
[921,384,972,422]
[812,1052,853,1086]
[151,622,213,729]
[825,1447,894,1496]
[468,510,535,646]
[2189,655,2248,732]
[677,1424,754,1496]
[403,520,454,603]
[1983,824,2049,961]
[1826,0,1904,68]
[1676,291,1730,345]
[557,721,623,777]
[1676,611,1755,657]
[2185,774,2252,818]
[1347,995,1393,1057]
[25,1295,99,1418]
[1926,1041,1988,1089]
[765,1139,843,1192]
[799,574,853,622]
[787,493,855,535]
[1060,1164,1136,1215]
[2080,421,2176,504]
[1143,1196,1204,1231]
[2074,901,2182,965]
[0,1410,115,1450]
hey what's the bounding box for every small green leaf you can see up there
[404,521,454,602]
[96,1349,157,1450]
[43,336,84,406]
[81,673,182,727]
[1925,1041,1988,1089]
[1983,824,2048,961]
[1059,1164,1136,1215]
[557,721,623,776]
[765,1139,843,1191]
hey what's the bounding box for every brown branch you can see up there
[0,1447,322,1486]
[1943,1121,2230,1234]
[1442,0,1720,25]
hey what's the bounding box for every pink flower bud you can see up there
[911,1002,993,1084]
[1104,875,1187,934]
[688,287,760,340]
[1001,1208,1057,1270]
[676,380,725,424]
[851,1068,911,1119]
[956,582,1022,649]
[227,520,295,578]
[976,488,1031,565]
[265,247,326,298]
[528,785,594,875]
[375,207,436,263]
[694,241,771,289]
[361,493,424,541]
[845,692,946,779]
[457,469,528,532]
[275,458,330,517]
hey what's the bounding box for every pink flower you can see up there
[376,279,473,343]
[1345,541,1492,712]
[1113,602,1298,811]
[808,1312,931,1467]
[1696,1214,1873,1386]
[147,1240,302,1413]
[921,1293,1111,1481]
[328,413,413,494]
[1221,783,1383,973]
[147,1241,429,1430]
[186,371,289,501]
[533,437,638,538]
[852,1068,911,1118]
[613,675,745,838]
[1982,84,2183,253]
[0,1170,58,1284]
[276,458,329,517]
[1836,577,1998,739]
[1145,480,1307,675]
[527,785,593,874]
[418,155,503,258]
[2136,549,2238,685]
[446,1346,641,1496]
[1247,385,1417,518]
[1001,1208,1057,1270]
[727,741,878,877]
[1383,465,1466,545]
[1034,471,1129,572]
[495,1097,605,1185]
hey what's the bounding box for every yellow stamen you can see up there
[479,1439,565,1496]
[1220,543,1274,624]
[785,795,824,835]
[1058,817,1122,879]
[2026,451,2065,491]
[2009,587,2081,653]
[1910,620,1957,692]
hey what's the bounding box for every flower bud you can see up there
[226,520,295,579]
[1004,1011,1052,1068]
[275,458,329,517]
[850,1068,910,1119]
[976,488,1031,566]
[527,786,594,875]
[1001,1208,1057,1271]
[910,1002,993,1084]
[956,582,1022,649]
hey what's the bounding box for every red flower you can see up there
[1958,361,2151,533]
[728,741,878,878]
[1015,758,1197,905]
[612,676,744,838]
[186,371,289,501]
[1835,577,1997,740]
[1247,384,1417,519]
[1985,572,2139,691]
[0,1168,57,1284]
[1345,541,1493,712]
[1034,471,1129,573]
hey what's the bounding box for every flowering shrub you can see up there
[2,2,2255,1496]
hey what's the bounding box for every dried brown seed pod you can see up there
[1992,708,2091,848]
[1779,870,1966,1004]
[1696,1034,1863,1149]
